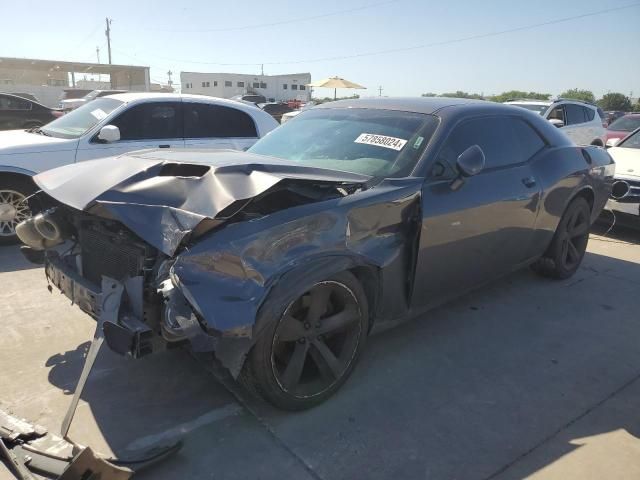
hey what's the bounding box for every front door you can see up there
[76,101,185,162]
[411,115,544,311]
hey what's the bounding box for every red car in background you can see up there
[605,113,640,143]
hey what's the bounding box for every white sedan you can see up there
[0,93,279,243]
[605,127,640,224]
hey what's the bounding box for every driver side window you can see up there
[111,102,183,141]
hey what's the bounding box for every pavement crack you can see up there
[481,369,640,480]
[201,355,325,480]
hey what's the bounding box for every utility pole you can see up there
[96,46,100,64]
[261,64,264,76]
[105,17,112,64]
[378,86,383,97]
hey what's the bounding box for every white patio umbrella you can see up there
[308,76,366,100]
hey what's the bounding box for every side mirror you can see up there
[456,145,485,177]
[97,125,120,143]
[605,138,620,149]
[549,118,564,128]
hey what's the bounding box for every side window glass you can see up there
[111,102,182,140]
[184,103,257,138]
[583,107,595,121]
[548,106,565,123]
[565,104,585,125]
[511,119,545,161]
[436,117,522,170]
[0,96,31,110]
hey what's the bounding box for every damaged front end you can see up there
[16,150,373,368]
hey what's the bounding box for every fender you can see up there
[0,165,36,176]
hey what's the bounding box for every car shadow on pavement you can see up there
[40,246,640,479]
[0,244,40,272]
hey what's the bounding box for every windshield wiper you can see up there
[26,127,52,136]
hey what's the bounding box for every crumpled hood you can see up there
[0,129,75,155]
[34,148,371,255]
[608,147,640,180]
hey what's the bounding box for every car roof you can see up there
[107,92,262,109]
[315,97,492,115]
[313,97,543,119]
[505,100,551,106]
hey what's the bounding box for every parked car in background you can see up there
[604,127,640,226]
[231,94,267,105]
[504,99,606,146]
[0,92,63,131]
[604,114,640,143]
[59,89,128,111]
[259,102,294,122]
[604,110,626,127]
[0,93,279,243]
[11,92,40,102]
[280,110,301,124]
[17,97,614,410]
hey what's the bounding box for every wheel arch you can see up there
[253,254,381,342]
[590,138,604,147]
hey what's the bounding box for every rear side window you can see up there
[583,107,595,121]
[437,116,543,170]
[0,95,32,110]
[184,103,257,138]
[511,119,545,160]
[112,102,183,140]
[565,104,586,125]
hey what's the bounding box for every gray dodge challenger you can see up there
[17,97,615,411]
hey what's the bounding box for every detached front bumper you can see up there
[45,253,154,358]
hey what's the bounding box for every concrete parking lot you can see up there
[1,225,639,480]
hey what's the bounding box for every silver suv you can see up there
[505,99,606,146]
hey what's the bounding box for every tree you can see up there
[489,91,551,103]
[558,88,595,103]
[439,91,484,99]
[421,92,438,97]
[597,93,633,112]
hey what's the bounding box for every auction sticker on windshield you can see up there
[355,133,408,151]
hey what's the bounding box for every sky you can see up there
[2,0,639,99]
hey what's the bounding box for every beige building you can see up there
[180,71,311,103]
[0,57,150,107]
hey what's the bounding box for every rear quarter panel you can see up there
[530,145,614,254]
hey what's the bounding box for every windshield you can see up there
[608,116,640,132]
[41,97,123,139]
[619,129,640,149]
[248,108,439,177]
[509,103,548,115]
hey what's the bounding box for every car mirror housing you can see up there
[549,118,564,128]
[605,138,620,149]
[456,145,485,177]
[97,125,120,143]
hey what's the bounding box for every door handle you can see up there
[522,177,536,188]
[158,144,170,148]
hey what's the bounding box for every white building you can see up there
[180,72,311,102]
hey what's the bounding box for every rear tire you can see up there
[0,177,35,245]
[531,197,591,279]
[240,271,369,411]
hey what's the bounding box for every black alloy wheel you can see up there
[242,271,368,410]
[532,196,591,279]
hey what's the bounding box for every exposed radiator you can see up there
[79,222,153,285]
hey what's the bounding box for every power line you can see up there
[141,0,399,33]
[136,2,640,67]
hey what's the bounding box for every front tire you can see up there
[532,196,591,279]
[0,177,34,245]
[241,271,369,411]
